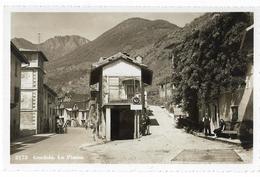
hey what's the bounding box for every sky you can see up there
[11,12,204,44]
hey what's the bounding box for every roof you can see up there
[43,84,57,97]
[61,101,88,110]
[19,48,49,61]
[11,42,29,64]
[90,52,153,85]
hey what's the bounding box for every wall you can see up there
[102,60,142,105]
[200,63,253,131]
[20,52,46,136]
[10,53,22,140]
[42,87,57,133]
[99,60,143,141]
[103,60,141,77]
[20,69,38,136]
[159,82,172,101]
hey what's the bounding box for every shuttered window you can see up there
[109,77,120,101]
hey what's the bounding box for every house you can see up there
[89,52,153,141]
[157,76,186,117]
[43,84,58,133]
[158,76,174,102]
[19,49,48,136]
[56,101,89,127]
[10,42,29,141]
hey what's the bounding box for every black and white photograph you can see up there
[8,11,254,164]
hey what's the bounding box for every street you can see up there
[10,106,252,164]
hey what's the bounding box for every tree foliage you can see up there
[172,13,252,122]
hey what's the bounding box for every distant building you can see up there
[56,101,89,127]
[89,52,153,141]
[19,49,49,136]
[157,76,186,117]
[158,76,173,102]
[10,42,29,141]
[43,84,58,133]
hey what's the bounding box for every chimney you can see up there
[135,55,143,64]
[98,57,106,62]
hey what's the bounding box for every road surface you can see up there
[10,106,252,163]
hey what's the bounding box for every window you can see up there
[107,77,141,102]
[109,77,120,101]
[122,79,140,100]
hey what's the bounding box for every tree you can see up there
[172,12,252,123]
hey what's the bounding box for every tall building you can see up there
[20,49,48,136]
[10,42,29,141]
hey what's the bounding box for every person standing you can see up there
[146,116,151,135]
[202,113,211,136]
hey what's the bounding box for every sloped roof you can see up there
[60,101,88,110]
[11,42,29,64]
[19,48,48,61]
[90,52,153,85]
[43,84,57,97]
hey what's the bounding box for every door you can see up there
[111,108,134,140]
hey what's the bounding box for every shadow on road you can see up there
[10,136,51,155]
[150,118,159,126]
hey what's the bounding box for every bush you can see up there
[239,120,253,149]
[175,116,203,132]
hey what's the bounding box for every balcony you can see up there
[103,76,141,105]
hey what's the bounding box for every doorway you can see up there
[111,108,135,140]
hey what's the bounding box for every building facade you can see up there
[56,101,89,127]
[20,49,48,136]
[10,42,29,141]
[158,76,173,102]
[90,52,153,141]
[43,84,58,133]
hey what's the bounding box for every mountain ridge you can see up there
[12,15,214,98]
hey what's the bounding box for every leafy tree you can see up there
[172,12,252,123]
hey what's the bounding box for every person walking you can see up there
[202,113,211,136]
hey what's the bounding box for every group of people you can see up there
[202,113,226,137]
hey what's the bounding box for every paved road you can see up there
[10,106,252,164]
[11,127,102,163]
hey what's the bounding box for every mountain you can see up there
[12,38,37,50]
[13,15,220,100]
[39,35,90,62]
[12,35,89,62]
[44,18,180,94]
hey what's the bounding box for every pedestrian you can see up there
[213,119,226,137]
[202,113,211,136]
[146,116,151,135]
[90,120,97,141]
[58,119,63,134]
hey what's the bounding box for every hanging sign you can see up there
[131,95,142,110]
[130,104,142,110]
